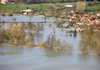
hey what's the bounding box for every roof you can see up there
[90,15,95,18]
[3,0,12,2]
[73,23,77,25]
[89,21,95,24]
[89,18,100,24]
[21,9,33,12]
[72,14,80,19]
[80,14,90,19]
[64,4,73,7]
[71,18,76,21]
[73,14,79,17]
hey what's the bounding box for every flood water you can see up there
[0,15,100,70]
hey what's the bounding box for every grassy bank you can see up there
[0,2,100,13]
[0,43,25,47]
[53,2,76,6]
[86,4,100,12]
[0,3,50,12]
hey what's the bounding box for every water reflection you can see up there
[0,44,100,70]
[0,15,100,70]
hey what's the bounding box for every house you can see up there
[88,12,94,15]
[69,14,80,21]
[71,14,80,19]
[1,0,15,4]
[66,13,73,19]
[69,18,77,21]
[64,4,73,8]
[97,12,100,16]
[76,21,83,25]
[21,9,33,13]
[80,14,90,21]
[34,12,38,16]
[94,24,100,31]
[88,18,100,25]
[46,13,52,17]
[80,14,96,23]
[76,27,84,32]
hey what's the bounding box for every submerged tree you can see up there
[34,22,44,33]
[0,28,9,43]
[38,34,73,52]
[25,35,34,47]
[6,24,25,45]
[78,25,100,55]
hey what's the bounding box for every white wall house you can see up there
[1,0,15,4]
[76,21,83,25]
[21,9,33,13]
[64,4,73,8]
[97,12,100,16]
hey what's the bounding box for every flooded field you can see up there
[0,15,100,70]
[0,45,100,70]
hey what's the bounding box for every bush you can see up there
[9,14,13,16]
[88,3,92,6]
[26,7,29,9]
[39,13,41,15]
[66,26,69,28]
[29,41,34,47]
[76,12,79,14]
[74,30,77,33]
[56,21,60,27]
[38,42,45,48]
[1,13,5,16]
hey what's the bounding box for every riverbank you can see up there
[0,2,100,13]
[0,43,26,47]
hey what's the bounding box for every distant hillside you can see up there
[14,0,99,4]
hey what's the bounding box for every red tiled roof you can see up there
[72,18,76,21]
[73,14,79,17]
[89,21,95,24]
[89,18,100,24]
[89,18,93,21]
[80,14,90,19]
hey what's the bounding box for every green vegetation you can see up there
[53,2,76,6]
[0,23,35,47]
[0,2,100,13]
[41,54,57,57]
[38,34,73,52]
[0,4,50,12]
[0,52,21,54]
[61,25,69,28]
[65,20,69,22]
[86,4,100,12]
